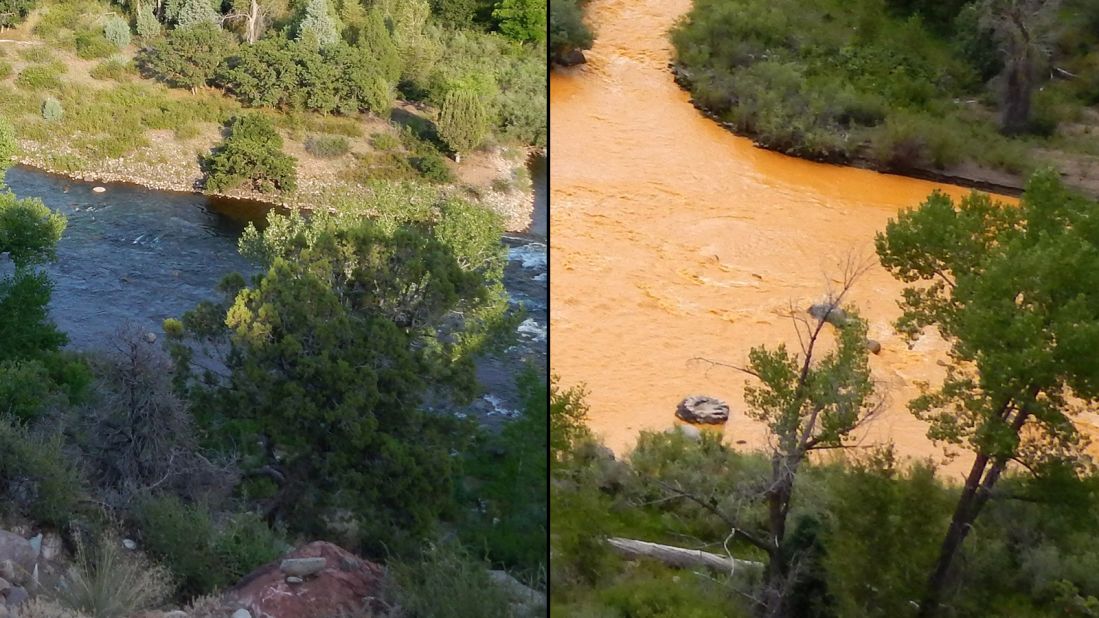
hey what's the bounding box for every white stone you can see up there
[92,186,106,193]
[232,609,252,618]
[122,539,137,550]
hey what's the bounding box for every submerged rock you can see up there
[808,303,848,326]
[675,396,730,424]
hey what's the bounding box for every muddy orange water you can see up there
[549,0,1095,477]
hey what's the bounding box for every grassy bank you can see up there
[671,0,1099,197]
[0,0,545,231]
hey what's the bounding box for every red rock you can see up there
[223,542,385,618]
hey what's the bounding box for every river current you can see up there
[3,158,547,424]
[547,0,1083,474]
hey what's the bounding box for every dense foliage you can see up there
[549,0,592,65]
[671,0,1099,173]
[203,113,297,192]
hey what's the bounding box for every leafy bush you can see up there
[132,495,225,596]
[203,114,297,193]
[75,29,117,60]
[387,543,514,618]
[141,21,235,91]
[410,152,454,183]
[549,0,592,64]
[303,134,350,158]
[215,513,288,581]
[56,532,172,618]
[136,4,161,39]
[41,96,63,121]
[0,419,86,528]
[15,63,64,91]
[0,0,36,29]
[370,131,400,151]
[17,46,55,63]
[89,58,136,82]
[103,15,132,49]
[0,61,11,80]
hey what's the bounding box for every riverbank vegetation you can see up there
[549,0,592,66]
[0,0,545,230]
[0,11,547,602]
[552,170,1099,617]
[671,0,1099,196]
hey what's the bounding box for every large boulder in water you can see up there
[553,48,587,67]
[222,541,385,618]
[807,303,848,326]
[676,396,730,424]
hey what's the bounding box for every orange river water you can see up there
[548,0,1095,478]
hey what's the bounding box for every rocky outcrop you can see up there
[553,48,587,66]
[0,532,36,587]
[675,396,730,424]
[223,541,385,618]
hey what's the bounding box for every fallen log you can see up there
[606,537,764,573]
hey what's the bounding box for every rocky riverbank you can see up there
[13,137,540,233]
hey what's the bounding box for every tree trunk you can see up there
[917,453,989,618]
[919,408,1030,617]
[605,537,764,573]
[763,455,795,618]
[246,0,260,44]
[1001,58,1032,135]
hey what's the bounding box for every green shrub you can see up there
[136,4,161,40]
[370,131,400,151]
[0,419,86,528]
[132,495,226,596]
[17,46,55,64]
[0,62,11,80]
[386,543,514,618]
[15,63,64,91]
[75,29,117,60]
[89,58,137,82]
[303,134,350,158]
[215,513,288,581]
[103,15,132,49]
[410,152,455,183]
[203,114,297,193]
[42,96,63,121]
[56,532,172,618]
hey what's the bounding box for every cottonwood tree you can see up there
[980,0,1062,135]
[875,169,1099,617]
[686,264,881,618]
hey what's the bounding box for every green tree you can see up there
[549,0,591,65]
[875,170,1099,617]
[135,1,162,39]
[296,0,341,48]
[354,7,400,84]
[0,0,35,29]
[550,375,589,463]
[203,114,297,193]
[175,0,219,26]
[980,0,1062,135]
[437,87,491,158]
[167,208,508,551]
[492,0,545,43]
[142,21,235,92]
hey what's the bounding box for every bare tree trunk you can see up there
[246,0,260,44]
[606,537,764,573]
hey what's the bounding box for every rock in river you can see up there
[676,396,730,424]
[808,303,848,326]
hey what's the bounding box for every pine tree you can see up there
[296,0,341,49]
[437,87,490,158]
[175,0,219,27]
